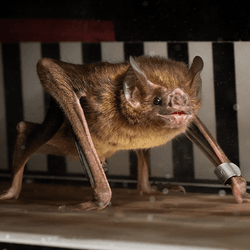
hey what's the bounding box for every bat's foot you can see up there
[138,182,186,195]
[137,183,154,195]
[59,187,112,212]
[58,200,110,212]
[154,183,186,195]
[0,187,20,200]
[231,176,250,203]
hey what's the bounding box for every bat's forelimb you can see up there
[37,58,112,211]
[186,115,250,203]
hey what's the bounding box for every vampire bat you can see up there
[0,55,249,211]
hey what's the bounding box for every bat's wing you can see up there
[186,115,250,203]
[37,58,111,211]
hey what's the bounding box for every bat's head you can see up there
[122,55,203,129]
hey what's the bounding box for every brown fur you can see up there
[51,56,202,159]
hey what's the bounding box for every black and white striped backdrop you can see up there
[0,41,250,188]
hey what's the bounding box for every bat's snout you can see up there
[156,88,193,128]
[167,88,191,109]
[166,88,193,118]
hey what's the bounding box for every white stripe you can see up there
[188,42,217,180]
[144,42,173,178]
[101,42,130,176]
[101,42,124,63]
[0,43,8,170]
[144,42,168,58]
[0,231,221,250]
[106,150,131,176]
[234,42,250,181]
[20,42,47,172]
[59,42,84,174]
[60,42,83,64]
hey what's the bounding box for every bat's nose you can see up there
[168,88,190,108]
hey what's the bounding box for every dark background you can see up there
[1,0,249,41]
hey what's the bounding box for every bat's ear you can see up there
[123,56,148,108]
[187,56,204,100]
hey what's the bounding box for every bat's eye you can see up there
[153,97,162,106]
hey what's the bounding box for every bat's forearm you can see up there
[185,115,250,204]
[186,115,239,181]
[37,58,112,210]
[192,116,230,163]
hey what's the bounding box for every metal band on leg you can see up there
[214,163,241,185]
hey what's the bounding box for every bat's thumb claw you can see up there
[180,186,186,195]
[58,205,67,212]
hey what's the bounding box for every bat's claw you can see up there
[102,161,108,172]
[231,176,250,203]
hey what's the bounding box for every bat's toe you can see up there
[58,200,110,212]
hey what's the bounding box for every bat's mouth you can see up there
[171,111,189,127]
[157,110,192,128]
[171,111,187,115]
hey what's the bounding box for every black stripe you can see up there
[82,43,101,63]
[124,42,144,61]
[0,242,79,250]
[123,42,144,178]
[168,43,189,64]
[212,43,239,165]
[2,2,250,42]
[41,43,60,112]
[41,43,60,59]
[168,43,194,182]
[2,43,23,170]
[41,43,67,176]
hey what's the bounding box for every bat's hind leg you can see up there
[0,121,40,200]
[0,98,64,200]
[136,149,154,195]
[136,149,186,195]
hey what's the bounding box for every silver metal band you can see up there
[214,163,241,185]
